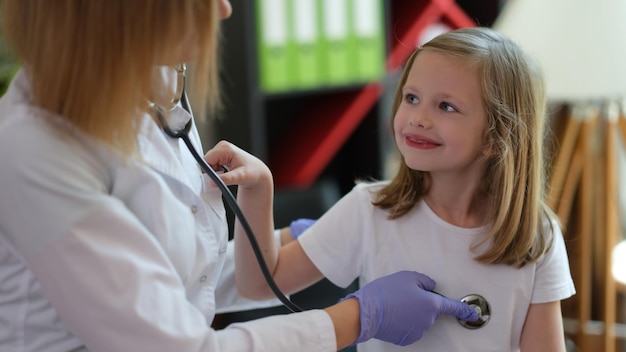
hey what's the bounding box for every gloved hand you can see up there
[289,218,316,239]
[342,271,478,346]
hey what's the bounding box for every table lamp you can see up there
[493,0,626,102]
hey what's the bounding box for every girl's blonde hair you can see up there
[374,27,554,267]
[1,0,220,153]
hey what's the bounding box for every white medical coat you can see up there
[0,69,336,351]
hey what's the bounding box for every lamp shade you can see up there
[493,0,626,102]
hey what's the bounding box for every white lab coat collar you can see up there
[137,111,195,186]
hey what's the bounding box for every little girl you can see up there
[238,27,575,351]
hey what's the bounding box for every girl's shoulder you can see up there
[538,206,562,241]
[351,180,389,193]
[349,180,390,201]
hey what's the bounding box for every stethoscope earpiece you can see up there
[458,294,490,329]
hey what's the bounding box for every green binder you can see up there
[350,0,386,83]
[318,0,352,86]
[256,0,298,93]
[291,0,324,89]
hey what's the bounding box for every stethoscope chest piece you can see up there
[457,294,490,329]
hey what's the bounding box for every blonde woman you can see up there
[0,1,478,351]
[243,27,576,352]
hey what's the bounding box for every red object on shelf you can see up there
[387,0,475,70]
[270,0,476,189]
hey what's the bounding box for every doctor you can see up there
[0,1,477,351]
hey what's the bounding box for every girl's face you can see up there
[394,50,490,180]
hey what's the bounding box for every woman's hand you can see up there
[279,218,317,245]
[203,140,272,190]
[337,271,479,347]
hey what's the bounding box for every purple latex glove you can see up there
[289,218,316,239]
[342,271,478,346]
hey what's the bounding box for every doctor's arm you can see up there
[204,142,321,299]
[203,141,280,297]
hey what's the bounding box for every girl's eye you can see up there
[405,94,418,104]
[440,102,457,112]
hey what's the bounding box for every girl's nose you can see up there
[409,108,432,129]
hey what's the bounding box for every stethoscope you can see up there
[149,64,490,328]
[149,64,302,313]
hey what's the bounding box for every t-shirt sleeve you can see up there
[298,183,374,288]
[531,220,576,304]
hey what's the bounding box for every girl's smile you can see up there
[403,133,441,149]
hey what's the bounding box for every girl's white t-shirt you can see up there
[298,181,575,352]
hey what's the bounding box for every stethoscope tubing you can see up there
[176,90,303,313]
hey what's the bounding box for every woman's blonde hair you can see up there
[1,0,220,153]
[374,27,554,267]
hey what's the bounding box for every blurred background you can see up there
[1,1,624,351]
